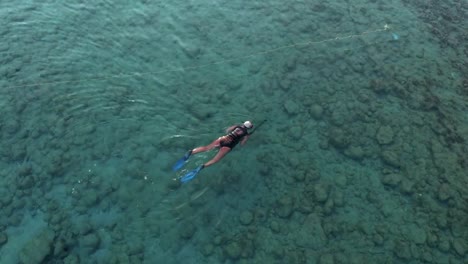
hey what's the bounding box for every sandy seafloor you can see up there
[0,0,467,263]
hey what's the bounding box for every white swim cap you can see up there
[243,121,253,129]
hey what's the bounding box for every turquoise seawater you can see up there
[1,0,467,263]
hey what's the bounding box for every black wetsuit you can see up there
[219,126,248,149]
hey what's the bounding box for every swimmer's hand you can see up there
[240,135,249,146]
[225,125,237,133]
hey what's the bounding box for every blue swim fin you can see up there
[172,150,192,171]
[172,158,186,171]
[180,165,204,183]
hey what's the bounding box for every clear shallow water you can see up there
[1,0,467,263]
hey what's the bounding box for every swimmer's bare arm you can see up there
[240,135,250,145]
[225,125,237,133]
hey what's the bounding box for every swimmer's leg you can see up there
[192,138,221,154]
[173,139,220,171]
[204,147,231,168]
[179,147,231,183]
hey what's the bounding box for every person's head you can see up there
[243,121,253,129]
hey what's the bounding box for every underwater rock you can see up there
[76,222,93,236]
[373,233,384,245]
[17,175,35,190]
[285,57,297,71]
[393,240,411,260]
[80,233,100,253]
[9,213,23,227]
[4,118,20,134]
[381,173,401,187]
[239,239,255,259]
[49,212,64,226]
[181,43,201,59]
[450,219,465,238]
[319,253,334,264]
[398,178,414,194]
[0,189,13,207]
[438,239,451,252]
[109,251,132,264]
[332,191,345,207]
[330,110,346,126]
[82,191,98,207]
[293,171,305,182]
[381,150,400,168]
[258,161,273,176]
[275,196,294,218]
[202,243,214,256]
[254,208,267,223]
[333,173,347,188]
[431,145,459,173]
[295,213,326,249]
[319,139,330,150]
[46,199,60,213]
[426,231,439,248]
[333,253,348,264]
[407,223,427,245]
[269,220,281,233]
[305,169,321,181]
[271,246,285,259]
[179,222,196,239]
[357,90,372,103]
[309,104,323,119]
[437,183,452,202]
[213,235,223,246]
[127,241,144,256]
[289,125,303,140]
[63,254,79,264]
[52,239,67,258]
[10,144,27,161]
[421,251,433,263]
[166,179,181,190]
[452,238,467,256]
[279,76,293,91]
[284,99,301,115]
[376,125,394,145]
[297,201,313,215]
[314,184,329,203]
[239,211,254,225]
[17,163,33,177]
[19,229,55,264]
[224,241,241,260]
[323,198,335,215]
[369,79,388,94]
[191,107,216,121]
[328,128,349,149]
[0,231,7,246]
[344,145,364,161]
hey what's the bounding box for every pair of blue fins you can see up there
[172,119,266,183]
[172,150,204,183]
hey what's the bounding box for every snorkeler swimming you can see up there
[173,120,265,183]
